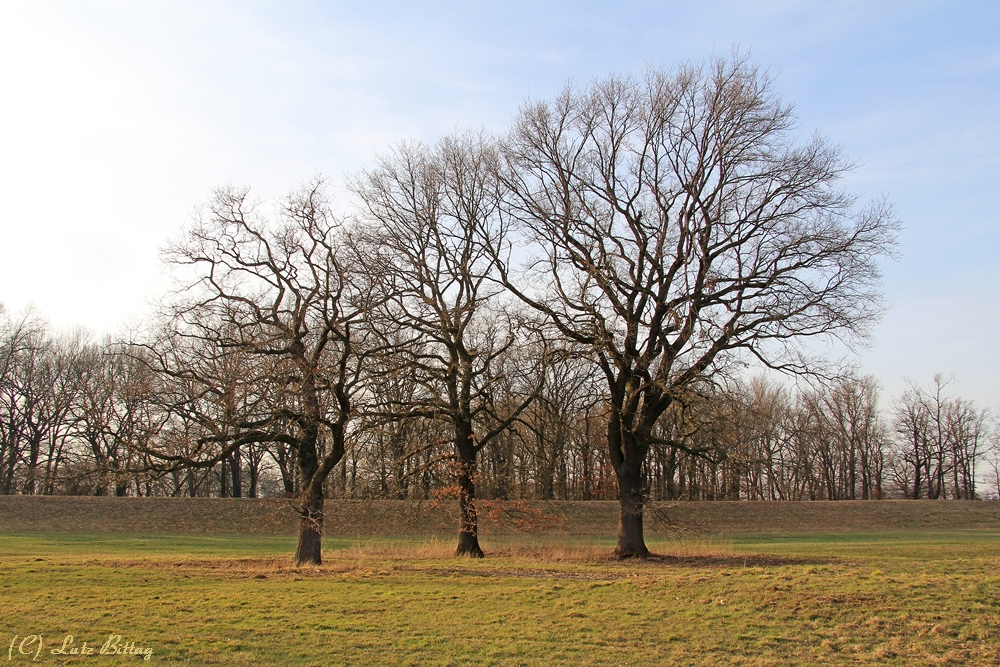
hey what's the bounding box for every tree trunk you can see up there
[614,457,649,557]
[248,462,259,499]
[24,439,40,495]
[294,418,324,566]
[455,451,484,558]
[2,456,18,495]
[229,448,242,498]
[219,459,228,498]
[294,492,323,566]
[607,411,651,557]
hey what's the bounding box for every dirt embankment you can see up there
[2,496,999,537]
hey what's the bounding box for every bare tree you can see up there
[514,347,602,500]
[892,383,931,499]
[149,179,372,565]
[984,423,1000,500]
[0,309,90,495]
[805,375,886,500]
[0,311,48,494]
[353,133,542,557]
[494,55,898,556]
[74,340,164,496]
[891,376,987,500]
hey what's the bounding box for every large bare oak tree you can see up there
[494,56,899,557]
[152,180,372,565]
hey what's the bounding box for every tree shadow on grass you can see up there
[642,553,832,568]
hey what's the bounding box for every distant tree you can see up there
[984,424,1000,500]
[514,349,598,500]
[74,340,164,496]
[494,55,899,556]
[805,375,887,500]
[891,376,987,500]
[0,309,89,495]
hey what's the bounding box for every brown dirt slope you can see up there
[1,497,999,537]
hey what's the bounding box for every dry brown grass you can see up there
[323,535,738,563]
[331,537,457,560]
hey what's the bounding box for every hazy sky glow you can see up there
[1,1,998,407]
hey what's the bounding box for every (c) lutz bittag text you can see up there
[7,634,153,661]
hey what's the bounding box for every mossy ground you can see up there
[2,532,998,665]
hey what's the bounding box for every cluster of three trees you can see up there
[151,56,897,564]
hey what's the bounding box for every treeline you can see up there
[2,308,993,501]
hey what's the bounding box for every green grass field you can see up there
[2,531,999,666]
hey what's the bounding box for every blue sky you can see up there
[1,1,998,408]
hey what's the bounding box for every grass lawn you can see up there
[1,531,998,665]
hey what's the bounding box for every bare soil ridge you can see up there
[2,497,998,537]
